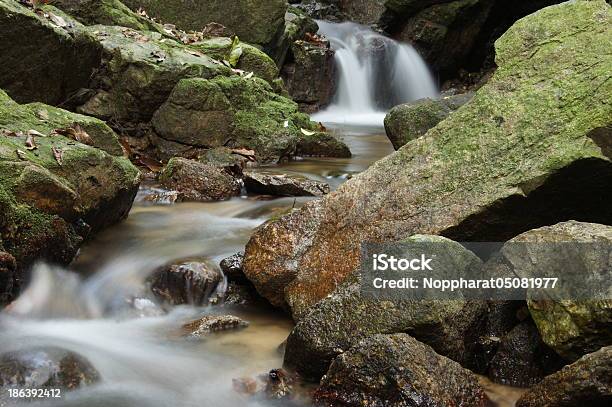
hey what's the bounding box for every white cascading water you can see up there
[312,21,439,131]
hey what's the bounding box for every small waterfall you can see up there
[312,21,438,130]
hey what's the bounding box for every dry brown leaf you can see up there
[138,156,163,172]
[25,133,37,150]
[1,130,21,137]
[15,149,28,160]
[27,129,46,137]
[52,146,63,166]
[231,148,256,161]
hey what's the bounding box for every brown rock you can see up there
[243,172,330,197]
[181,315,249,338]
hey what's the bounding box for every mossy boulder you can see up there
[192,37,279,84]
[52,0,162,32]
[0,0,101,105]
[0,93,140,296]
[314,334,489,407]
[243,0,612,316]
[270,6,319,66]
[496,221,612,362]
[295,131,351,158]
[122,0,287,46]
[152,76,335,163]
[384,92,474,150]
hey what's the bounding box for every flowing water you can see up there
[312,21,439,131]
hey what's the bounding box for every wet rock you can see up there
[151,76,320,163]
[150,258,222,306]
[283,40,336,113]
[488,321,565,388]
[0,251,16,306]
[516,346,612,407]
[384,92,474,150]
[243,0,612,317]
[496,221,612,361]
[270,6,319,66]
[314,333,489,407]
[159,158,241,202]
[197,147,250,177]
[297,0,386,24]
[182,315,249,338]
[222,281,262,306]
[220,252,246,282]
[243,172,330,197]
[134,185,179,205]
[0,1,101,105]
[283,236,486,379]
[295,131,351,158]
[122,0,287,47]
[0,348,99,391]
[0,92,140,293]
[53,0,162,31]
[233,368,299,401]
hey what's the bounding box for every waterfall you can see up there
[312,21,438,131]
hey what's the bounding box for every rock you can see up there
[516,346,612,407]
[496,221,612,361]
[297,0,386,24]
[0,348,99,391]
[283,236,486,379]
[192,37,279,84]
[0,1,101,105]
[233,368,299,401]
[181,315,249,338]
[314,333,489,407]
[52,0,162,31]
[122,0,288,47]
[151,76,319,163]
[150,258,222,305]
[0,251,16,306]
[243,172,330,197]
[197,147,249,176]
[158,158,241,202]
[384,92,474,150]
[220,252,246,282]
[488,321,565,388]
[242,0,612,317]
[222,282,262,306]
[0,93,140,293]
[283,40,336,113]
[270,6,319,66]
[295,131,351,158]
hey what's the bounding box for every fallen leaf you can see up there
[35,109,49,120]
[71,124,93,145]
[300,128,316,136]
[1,130,21,137]
[138,156,163,172]
[27,129,46,137]
[15,149,28,160]
[231,148,256,161]
[48,12,67,28]
[187,50,205,58]
[227,36,243,68]
[52,146,63,165]
[283,120,289,128]
[25,133,37,150]
[243,72,254,79]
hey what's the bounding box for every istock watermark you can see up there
[360,240,612,301]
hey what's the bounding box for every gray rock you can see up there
[151,258,222,306]
[243,172,330,197]
[181,315,249,338]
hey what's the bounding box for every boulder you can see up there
[295,131,351,158]
[283,40,336,113]
[384,92,474,150]
[283,236,486,379]
[233,368,300,401]
[0,348,99,391]
[197,147,249,176]
[314,333,489,407]
[516,346,612,407]
[243,0,612,317]
[52,0,162,31]
[158,158,241,202]
[243,172,330,197]
[151,76,320,163]
[220,252,246,282]
[122,0,288,47]
[0,92,140,291]
[297,0,386,24]
[150,258,222,305]
[0,1,101,105]
[181,315,249,338]
[496,221,612,362]
[270,6,319,66]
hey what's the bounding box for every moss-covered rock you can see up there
[384,92,474,150]
[0,92,140,297]
[0,0,101,105]
[151,76,331,163]
[122,0,287,46]
[295,132,351,158]
[52,0,162,32]
[243,0,612,316]
[270,6,319,66]
[191,37,279,83]
[314,333,489,407]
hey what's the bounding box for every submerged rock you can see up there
[159,158,241,202]
[497,221,612,361]
[150,258,222,306]
[283,236,486,379]
[0,348,99,391]
[243,0,612,317]
[384,92,474,150]
[233,368,300,401]
[243,172,330,197]
[516,346,612,407]
[314,333,489,407]
[182,315,249,338]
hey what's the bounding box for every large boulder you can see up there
[384,92,474,150]
[243,0,612,317]
[151,76,325,163]
[496,221,612,362]
[122,0,288,47]
[283,236,486,379]
[0,0,101,105]
[0,91,140,291]
[516,346,612,407]
[314,333,489,407]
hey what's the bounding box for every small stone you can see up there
[182,315,249,338]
